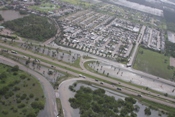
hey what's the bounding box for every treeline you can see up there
[69,86,137,117]
[165,41,175,57]
[163,9,175,32]
[2,15,57,41]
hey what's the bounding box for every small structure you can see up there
[0,26,4,31]
[167,31,175,43]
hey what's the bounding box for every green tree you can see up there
[11,65,19,71]
[0,72,7,79]
[144,107,151,115]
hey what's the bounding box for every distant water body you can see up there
[0,10,25,22]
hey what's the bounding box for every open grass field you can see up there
[29,2,60,12]
[0,64,45,117]
[61,0,91,7]
[133,47,174,79]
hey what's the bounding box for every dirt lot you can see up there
[170,57,175,67]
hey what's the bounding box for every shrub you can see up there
[22,109,27,113]
[20,94,27,100]
[14,80,20,84]
[35,98,39,101]
[10,106,14,110]
[31,101,44,110]
[16,99,21,103]
[27,112,36,117]
[13,108,18,113]
[125,97,136,104]
[20,74,27,79]
[2,110,8,115]
[11,65,19,72]
[29,93,34,98]
[0,86,9,95]
[164,93,168,97]
[144,107,151,115]
[16,94,20,98]
[13,72,18,75]
[0,72,7,79]
[18,103,25,108]
[13,86,20,91]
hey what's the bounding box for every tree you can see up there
[144,107,151,115]
[31,101,44,110]
[0,72,7,79]
[125,97,136,104]
[27,112,36,117]
[11,65,19,71]
[134,105,140,112]
[25,60,30,65]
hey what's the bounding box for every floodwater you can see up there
[0,10,25,22]
[72,83,167,117]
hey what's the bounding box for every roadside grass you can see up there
[138,97,175,114]
[133,46,174,79]
[0,64,45,117]
[83,55,94,59]
[56,98,64,117]
[70,57,81,69]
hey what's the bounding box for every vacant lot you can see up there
[0,64,45,117]
[133,47,174,79]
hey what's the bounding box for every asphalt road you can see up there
[58,78,84,117]
[128,25,146,66]
[0,56,58,117]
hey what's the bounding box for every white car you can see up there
[23,56,27,58]
[79,74,82,77]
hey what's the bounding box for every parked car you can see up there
[117,87,122,91]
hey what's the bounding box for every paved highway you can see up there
[1,45,175,108]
